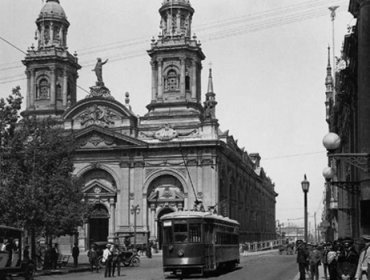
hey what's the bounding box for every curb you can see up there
[34,266,91,276]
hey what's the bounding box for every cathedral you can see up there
[22,0,278,251]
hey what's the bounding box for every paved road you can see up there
[21,251,298,280]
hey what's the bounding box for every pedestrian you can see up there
[35,241,43,270]
[23,245,30,262]
[146,241,152,258]
[87,245,99,272]
[337,237,358,280]
[43,244,52,269]
[112,244,121,277]
[297,240,309,280]
[309,244,322,280]
[103,244,112,278]
[355,235,370,280]
[72,243,79,268]
[50,243,59,269]
[321,242,331,280]
[327,240,340,280]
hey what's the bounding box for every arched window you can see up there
[56,83,62,100]
[185,75,190,91]
[38,78,50,99]
[166,70,178,91]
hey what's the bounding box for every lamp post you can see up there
[131,204,140,247]
[301,174,310,242]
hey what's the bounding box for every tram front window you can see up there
[163,226,173,244]
[174,223,188,243]
[189,224,201,243]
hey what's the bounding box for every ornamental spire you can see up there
[207,68,214,93]
[325,46,334,93]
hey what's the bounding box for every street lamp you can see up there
[301,174,310,242]
[322,132,369,192]
[323,132,370,173]
[131,204,140,248]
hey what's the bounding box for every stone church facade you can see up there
[21,0,277,251]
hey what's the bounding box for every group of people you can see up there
[296,234,370,280]
[87,243,122,277]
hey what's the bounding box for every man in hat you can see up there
[309,244,322,280]
[337,237,358,280]
[355,235,370,280]
[297,240,309,280]
[103,244,113,278]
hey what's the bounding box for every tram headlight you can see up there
[177,249,184,257]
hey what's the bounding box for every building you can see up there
[22,0,277,251]
[323,0,370,241]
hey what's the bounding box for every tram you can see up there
[160,210,240,277]
[0,225,33,280]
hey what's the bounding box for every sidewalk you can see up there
[34,254,91,277]
[33,252,163,277]
[292,264,327,280]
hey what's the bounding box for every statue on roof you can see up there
[92,58,108,85]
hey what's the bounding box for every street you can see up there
[29,251,298,280]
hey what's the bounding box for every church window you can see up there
[166,70,178,91]
[38,78,50,100]
[44,25,50,45]
[56,83,62,100]
[185,75,190,91]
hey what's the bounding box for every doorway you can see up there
[157,207,174,248]
[89,204,109,244]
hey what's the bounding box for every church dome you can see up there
[39,0,66,19]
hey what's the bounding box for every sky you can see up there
[0,0,354,231]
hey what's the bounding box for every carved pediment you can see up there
[75,125,147,149]
[147,185,185,202]
[77,104,119,128]
[83,180,115,195]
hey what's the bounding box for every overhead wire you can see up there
[0,0,346,71]
[0,1,348,85]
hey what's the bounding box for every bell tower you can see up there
[22,0,81,119]
[145,0,205,120]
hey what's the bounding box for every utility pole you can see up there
[314,212,317,243]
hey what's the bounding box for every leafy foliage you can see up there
[0,88,88,238]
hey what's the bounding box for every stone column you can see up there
[151,61,157,101]
[59,26,64,47]
[150,205,156,239]
[41,25,45,47]
[180,57,186,97]
[176,10,181,34]
[50,67,56,107]
[191,60,197,99]
[26,70,31,110]
[30,69,36,107]
[50,22,54,46]
[153,208,158,240]
[167,11,172,35]
[108,199,116,241]
[62,68,68,107]
[157,58,163,99]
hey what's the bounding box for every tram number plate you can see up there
[176,270,182,276]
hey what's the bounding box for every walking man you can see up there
[355,235,370,280]
[72,243,79,268]
[297,240,309,280]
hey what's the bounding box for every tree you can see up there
[0,87,88,250]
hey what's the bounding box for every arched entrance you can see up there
[157,207,174,248]
[147,174,186,245]
[89,204,109,244]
